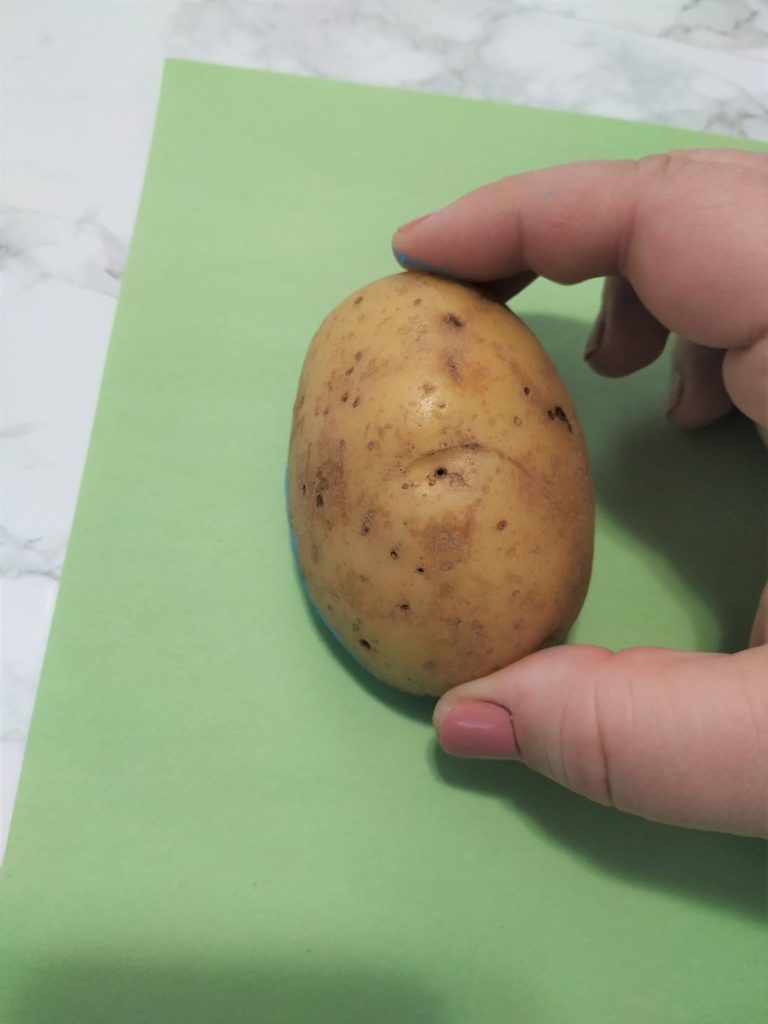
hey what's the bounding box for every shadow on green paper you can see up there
[8,956,450,1024]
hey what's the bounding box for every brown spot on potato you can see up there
[422,382,436,395]
[341,392,349,403]
[523,386,531,396]
[390,549,399,559]
[414,298,422,306]
[359,639,371,650]
[345,367,354,376]
[352,397,360,408]
[418,511,472,567]
[445,350,462,382]
[497,520,508,530]
[315,494,324,507]
[400,603,410,611]
[355,350,363,362]
[354,295,364,305]
[513,415,522,426]
[444,313,464,328]
[361,513,373,535]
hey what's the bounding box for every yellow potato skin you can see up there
[287,272,594,697]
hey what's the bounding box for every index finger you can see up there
[392,152,768,349]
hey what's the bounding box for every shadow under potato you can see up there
[526,313,767,653]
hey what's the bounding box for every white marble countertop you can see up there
[2,0,766,861]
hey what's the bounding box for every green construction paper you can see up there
[1,60,766,1023]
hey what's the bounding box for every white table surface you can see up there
[2,0,766,861]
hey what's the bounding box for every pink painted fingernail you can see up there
[397,213,432,233]
[437,701,520,759]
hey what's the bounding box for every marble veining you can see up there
[1,205,127,298]
[1,0,765,861]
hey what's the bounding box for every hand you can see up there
[392,150,768,837]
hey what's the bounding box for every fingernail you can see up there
[584,315,605,362]
[436,701,520,759]
[666,369,685,418]
[393,250,457,277]
[397,212,432,233]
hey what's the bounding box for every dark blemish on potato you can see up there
[367,440,377,451]
[400,603,410,611]
[422,382,436,395]
[416,566,426,574]
[323,407,330,416]
[435,467,447,477]
[523,386,531,396]
[341,392,349,403]
[497,520,508,530]
[345,367,354,376]
[445,351,462,381]
[552,405,573,432]
[401,482,409,490]
[471,620,485,638]
[352,621,361,632]
[361,513,373,536]
[463,441,481,451]
[390,549,399,559]
[315,494,324,507]
[547,409,555,421]
[359,574,369,583]
[445,313,464,328]
[513,415,522,426]
[359,639,371,650]
[355,350,363,362]
[414,298,422,306]
[301,483,307,495]
[354,295,364,305]
[352,397,360,408]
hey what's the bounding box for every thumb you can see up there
[434,645,768,837]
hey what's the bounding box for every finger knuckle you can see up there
[557,674,619,808]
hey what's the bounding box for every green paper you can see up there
[1,61,766,1023]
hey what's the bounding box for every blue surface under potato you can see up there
[284,465,375,677]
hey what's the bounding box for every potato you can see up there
[287,272,594,697]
